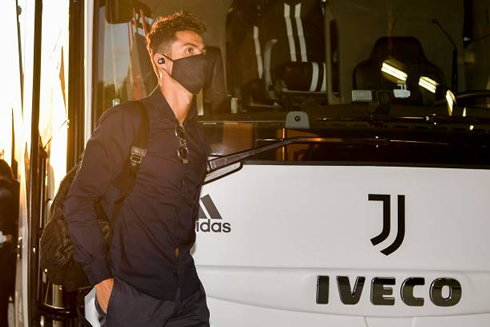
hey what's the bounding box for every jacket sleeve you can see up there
[63,104,138,285]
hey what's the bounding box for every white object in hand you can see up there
[0,231,6,244]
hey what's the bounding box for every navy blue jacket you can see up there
[64,88,208,300]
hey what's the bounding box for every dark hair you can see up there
[0,160,13,180]
[146,11,207,58]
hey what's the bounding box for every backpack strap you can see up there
[128,101,150,171]
[110,101,149,232]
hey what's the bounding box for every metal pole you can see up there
[28,0,43,324]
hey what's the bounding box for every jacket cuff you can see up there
[83,257,113,285]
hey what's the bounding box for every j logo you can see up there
[368,194,406,256]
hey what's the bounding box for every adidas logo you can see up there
[196,195,231,233]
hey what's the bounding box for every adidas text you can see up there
[196,219,231,233]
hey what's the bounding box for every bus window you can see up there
[93,0,490,168]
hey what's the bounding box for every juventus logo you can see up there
[368,194,406,256]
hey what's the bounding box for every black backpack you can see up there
[40,101,149,291]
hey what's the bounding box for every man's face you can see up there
[170,30,205,59]
[165,30,205,73]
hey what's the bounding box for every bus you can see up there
[2,0,490,326]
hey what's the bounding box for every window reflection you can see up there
[96,6,156,120]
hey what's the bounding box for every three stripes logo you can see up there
[196,195,231,233]
[368,194,406,256]
[283,3,326,92]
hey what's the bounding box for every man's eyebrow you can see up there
[181,42,206,51]
[182,42,199,48]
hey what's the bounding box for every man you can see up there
[64,12,210,327]
[0,159,18,327]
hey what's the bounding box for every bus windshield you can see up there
[94,0,490,167]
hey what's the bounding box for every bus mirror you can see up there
[105,0,134,24]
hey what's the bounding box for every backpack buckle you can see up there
[129,146,147,165]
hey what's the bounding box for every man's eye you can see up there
[186,48,194,54]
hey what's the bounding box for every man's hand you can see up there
[95,278,114,313]
[5,235,12,243]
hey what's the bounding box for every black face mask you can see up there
[162,54,206,95]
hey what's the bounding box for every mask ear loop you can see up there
[158,54,173,79]
[159,53,174,64]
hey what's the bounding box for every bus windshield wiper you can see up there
[205,137,342,183]
[316,115,490,125]
[206,137,340,174]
